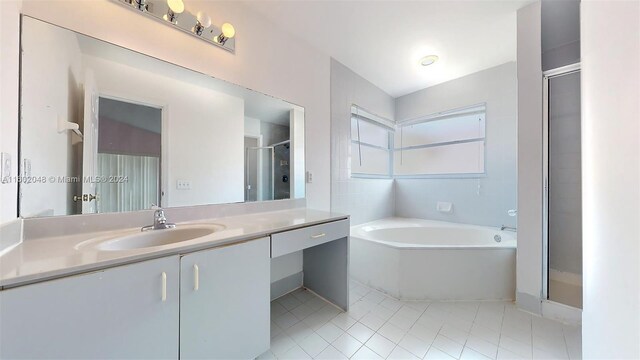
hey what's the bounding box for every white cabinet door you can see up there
[180,238,270,359]
[0,256,180,359]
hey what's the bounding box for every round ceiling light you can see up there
[420,55,439,66]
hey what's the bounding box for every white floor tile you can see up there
[351,345,384,360]
[332,333,363,358]
[270,333,297,357]
[291,303,316,320]
[398,333,431,358]
[315,345,349,360]
[348,322,376,343]
[279,344,312,359]
[298,332,330,357]
[470,322,501,345]
[408,322,439,344]
[377,322,407,344]
[439,323,470,345]
[388,345,421,360]
[274,311,301,330]
[461,346,493,360]
[316,322,345,343]
[278,294,303,311]
[432,334,464,359]
[331,312,358,331]
[497,347,529,360]
[424,346,457,360]
[466,335,499,359]
[499,336,532,359]
[268,283,579,360]
[286,320,315,343]
[360,312,387,331]
[388,313,418,330]
[365,333,396,358]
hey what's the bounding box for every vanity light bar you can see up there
[113,0,236,53]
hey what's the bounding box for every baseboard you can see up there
[271,271,303,301]
[516,291,542,315]
[549,268,582,286]
[542,300,582,325]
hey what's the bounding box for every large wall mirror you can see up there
[19,16,305,218]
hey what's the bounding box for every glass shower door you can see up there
[245,146,274,202]
[544,66,582,309]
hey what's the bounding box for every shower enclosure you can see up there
[543,63,582,309]
[244,140,291,202]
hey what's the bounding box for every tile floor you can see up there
[260,281,581,360]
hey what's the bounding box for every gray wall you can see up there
[330,58,395,225]
[541,0,580,71]
[394,63,517,228]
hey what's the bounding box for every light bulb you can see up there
[221,23,235,38]
[167,0,184,14]
[196,11,212,28]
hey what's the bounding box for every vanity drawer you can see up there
[271,219,349,258]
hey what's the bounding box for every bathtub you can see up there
[350,218,516,301]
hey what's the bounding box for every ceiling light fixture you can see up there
[215,23,235,45]
[193,11,212,36]
[163,0,184,23]
[420,55,439,66]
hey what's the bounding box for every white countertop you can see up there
[0,209,348,289]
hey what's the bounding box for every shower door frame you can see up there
[541,62,581,305]
[245,145,275,202]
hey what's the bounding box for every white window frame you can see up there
[350,105,394,179]
[394,103,487,179]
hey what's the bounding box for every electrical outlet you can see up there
[306,171,313,184]
[176,180,191,190]
[1,153,11,183]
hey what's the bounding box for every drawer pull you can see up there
[194,264,199,291]
[161,272,167,302]
[310,233,326,239]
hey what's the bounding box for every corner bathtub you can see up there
[350,218,516,301]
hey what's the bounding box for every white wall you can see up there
[19,17,83,217]
[0,0,332,224]
[581,0,640,357]
[394,63,517,228]
[516,2,544,313]
[330,58,395,225]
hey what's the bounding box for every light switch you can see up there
[1,153,11,183]
[176,180,191,190]
[306,171,313,184]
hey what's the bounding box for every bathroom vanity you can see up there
[0,209,349,359]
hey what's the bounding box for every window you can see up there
[350,106,394,177]
[394,104,486,177]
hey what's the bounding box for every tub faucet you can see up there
[142,208,176,231]
[500,225,516,232]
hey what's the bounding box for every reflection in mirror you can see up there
[19,16,304,218]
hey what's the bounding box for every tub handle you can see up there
[311,233,326,239]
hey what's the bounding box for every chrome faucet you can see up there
[142,208,176,231]
[500,225,517,232]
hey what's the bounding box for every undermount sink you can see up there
[76,224,225,251]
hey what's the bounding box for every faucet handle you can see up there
[154,208,167,223]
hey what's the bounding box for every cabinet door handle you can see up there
[161,272,167,302]
[311,233,326,239]
[194,264,199,291]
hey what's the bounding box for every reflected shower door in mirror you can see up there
[18,16,305,218]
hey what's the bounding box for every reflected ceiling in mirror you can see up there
[18,16,305,219]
